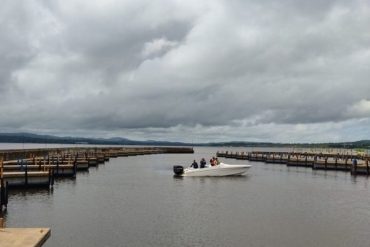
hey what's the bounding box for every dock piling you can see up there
[351,159,358,175]
[25,163,28,187]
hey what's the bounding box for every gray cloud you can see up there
[0,0,369,142]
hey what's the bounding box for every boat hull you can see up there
[181,163,251,177]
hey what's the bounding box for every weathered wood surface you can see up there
[0,228,50,247]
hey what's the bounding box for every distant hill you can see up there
[0,132,369,149]
[0,132,192,146]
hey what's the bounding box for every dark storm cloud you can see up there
[0,0,369,142]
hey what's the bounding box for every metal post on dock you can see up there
[351,159,358,175]
[305,155,308,166]
[56,156,59,176]
[0,181,8,211]
[48,168,54,188]
[0,178,2,207]
[51,169,55,187]
[0,156,3,180]
[5,182,8,207]
[1,156,4,210]
[25,161,28,187]
[73,161,77,178]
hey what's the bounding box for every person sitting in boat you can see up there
[210,157,215,166]
[200,158,206,168]
[215,157,220,165]
[190,160,198,169]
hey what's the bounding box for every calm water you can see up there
[3,146,370,247]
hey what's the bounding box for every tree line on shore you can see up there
[0,132,369,149]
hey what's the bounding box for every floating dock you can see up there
[0,147,194,160]
[0,227,50,247]
[0,146,193,245]
[0,146,193,209]
[217,151,369,176]
[2,171,53,188]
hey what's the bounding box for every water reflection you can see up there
[54,177,76,185]
[8,187,53,197]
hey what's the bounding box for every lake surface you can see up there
[3,146,370,247]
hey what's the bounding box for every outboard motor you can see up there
[173,166,184,176]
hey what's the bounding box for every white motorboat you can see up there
[173,163,251,177]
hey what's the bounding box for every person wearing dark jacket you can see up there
[190,160,198,169]
[200,158,206,168]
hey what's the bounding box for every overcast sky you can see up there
[1,0,369,142]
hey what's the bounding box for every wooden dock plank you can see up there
[0,228,50,247]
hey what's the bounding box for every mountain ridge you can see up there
[0,132,369,148]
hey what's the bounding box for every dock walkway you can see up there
[0,228,50,247]
[217,151,370,176]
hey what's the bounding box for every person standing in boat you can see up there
[190,160,198,169]
[200,158,206,168]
